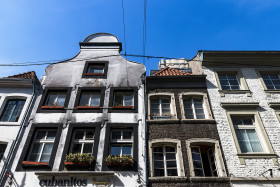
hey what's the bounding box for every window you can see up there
[153,145,177,177]
[190,145,217,177]
[70,129,95,154]
[0,143,7,162]
[149,139,185,177]
[113,91,134,108]
[110,129,133,156]
[186,139,227,177]
[150,97,172,120]
[0,99,25,122]
[78,91,100,108]
[43,91,66,107]
[82,61,108,78]
[27,130,56,164]
[183,97,205,119]
[231,116,263,153]
[261,73,280,90]
[218,74,240,90]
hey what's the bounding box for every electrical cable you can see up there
[121,0,127,55]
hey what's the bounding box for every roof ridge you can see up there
[5,71,37,79]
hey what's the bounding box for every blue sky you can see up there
[1,0,280,79]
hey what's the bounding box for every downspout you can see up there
[142,75,147,187]
[0,79,37,185]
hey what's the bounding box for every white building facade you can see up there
[200,51,280,186]
[4,33,146,187]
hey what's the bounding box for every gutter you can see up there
[0,79,38,185]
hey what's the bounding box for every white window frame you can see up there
[70,129,95,154]
[148,93,177,120]
[79,92,101,107]
[149,139,185,178]
[179,92,212,120]
[0,99,26,122]
[27,129,56,163]
[186,138,227,177]
[113,91,134,107]
[110,129,133,157]
[44,92,67,106]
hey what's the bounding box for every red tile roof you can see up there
[153,67,193,76]
[6,71,37,79]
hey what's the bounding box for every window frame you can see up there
[226,110,278,165]
[59,123,101,171]
[214,69,251,97]
[82,61,109,79]
[108,88,138,113]
[256,70,280,96]
[148,93,177,121]
[69,129,95,154]
[109,129,133,157]
[73,87,105,113]
[37,87,72,113]
[102,123,138,171]
[148,139,185,178]
[185,138,227,177]
[16,123,63,171]
[179,92,213,121]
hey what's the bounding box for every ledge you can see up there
[41,106,63,109]
[76,106,100,109]
[35,171,115,176]
[230,177,280,182]
[148,176,187,182]
[190,177,230,182]
[237,153,278,166]
[220,102,259,109]
[147,119,180,124]
[264,90,280,96]
[181,119,216,124]
[268,102,280,108]
[218,90,251,97]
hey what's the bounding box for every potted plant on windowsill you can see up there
[41,102,63,109]
[105,155,134,169]
[64,153,94,170]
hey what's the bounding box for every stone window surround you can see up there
[225,110,278,166]
[213,69,251,97]
[185,138,227,177]
[147,93,177,121]
[255,69,280,96]
[148,138,185,178]
[179,92,213,121]
[0,95,29,126]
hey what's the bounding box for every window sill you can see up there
[230,177,280,182]
[22,161,48,166]
[35,171,115,176]
[149,176,187,182]
[218,90,251,97]
[147,119,179,124]
[181,119,216,124]
[41,106,63,109]
[76,106,100,109]
[190,177,229,182]
[237,153,278,166]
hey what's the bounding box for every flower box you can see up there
[41,106,63,109]
[76,106,100,109]
[84,73,104,76]
[22,161,48,166]
[64,162,91,166]
[111,106,134,109]
[105,155,134,168]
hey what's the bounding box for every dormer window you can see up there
[82,61,108,78]
[42,91,67,109]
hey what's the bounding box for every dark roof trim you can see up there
[79,42,122,52]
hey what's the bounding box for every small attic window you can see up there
[82,61,108,78]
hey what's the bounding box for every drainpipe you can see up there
[0,79,38,185]
[141,75,147,187]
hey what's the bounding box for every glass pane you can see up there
[167,161,177,168]
[124,94,133,106]
[46,131,56,139]
[251,142,263,152]
[30,143,42,161]
[161,99,170,104]
[167,169,178,176]
[123,131,132,139]
[88,66,104,73]
[165,146,175,152]
[231,86,240,90]
[242,118,253,125]
[154,161,164,168]
[83,143,93,154]
[85,131,95,139]
[239,140,251,153]
[72,144,82,153]
[194,169,204,176]
[0,144,7,161]
[154,169,164,176]
[236,129,247,141]
[0,99,25,122]
[153,147,163,152]
[192,153,201,161]
[36,131,46,140]
[79,93,91,106]
[74,131,84,139]
[193,160,203,169]
[40,144,53,163]
[166,153,176,160]
[57,95,66,106]
[90,95,100,106]
[221,85,230,90]
[196,115,205,119]
[122,146,132,155]
[111,131,121,140]
[151,99,159,104]
[110,146,121,156]
[153,152,163,160]
[46,94,57,106]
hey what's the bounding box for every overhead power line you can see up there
[121,0,127,55]
[142,0,147,65]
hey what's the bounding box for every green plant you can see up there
[64,153,94,163]
[105,155,134,167]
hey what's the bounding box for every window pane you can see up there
[112,131,121,140]
[29,143,42,162]
[167,169,178,176]
[36,131,46,140]
[123,131,132,140]
[165,146,175,152]
[124,95,133,106]
[90,95,101,106]
[85,130,95,139]
[110,146,121,156]
[166,153,176,160]
[88,66,104,73]
[45,94,57,106]
[153,152,163,160]
[40,144,53,163]
[46,131,56,139]
[166,161,177,168]
[74,131,84,139]
[194,169,204,177]
[0,99,25,122]
[83,143,93,154]
[122,145,132,155]
[154,160,164,168]
[72,144,82,153]
[154,169,164,176]
[0,144,7,161]
[79,93,91,106]
[153,147,163,153]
